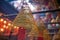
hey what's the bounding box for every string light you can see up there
[0,28,4,32]
[3,25,6,28]
[17,27,19,29]
[0,19,4,21]
[14,26,17,28]
[4,20,7,24]
[8,23,11,26]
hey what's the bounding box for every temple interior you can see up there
[0,0,60,40]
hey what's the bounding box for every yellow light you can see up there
[0,19,3,21]
[17,27,19,29]
[14,26,17,28]
[8,23,11,26]
[4,20,7,24]
[0,28,4,32]
[3,25,6,28]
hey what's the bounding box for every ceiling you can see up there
[0,0,59,21]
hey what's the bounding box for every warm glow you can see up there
[0,28,4,32]
[0,19,4,21]
[14,26,17,28]
[8,23,11,26]
[3,25,6,28]
[17,27,19,29]
[4,20,7,24]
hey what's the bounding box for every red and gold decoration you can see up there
[0,18,19,36]
[13,2,51,40]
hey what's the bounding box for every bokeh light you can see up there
[0,28,4,32]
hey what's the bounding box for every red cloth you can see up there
[18,27,26,40]
[37,37,43,40]
[4,28,11,36]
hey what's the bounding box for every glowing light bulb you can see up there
[3,25,6,28]
[8,23,11,26]
[4,20,7,24]
[0,28,4,32]
[17,27,19,29]
[0,19,3,21]
[14,26,17,28]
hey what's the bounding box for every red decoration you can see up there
[18,27,26,40]
[37,37,43,40]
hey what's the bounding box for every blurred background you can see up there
[0,0,60,40]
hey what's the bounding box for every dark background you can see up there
[56,0,60,6]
